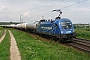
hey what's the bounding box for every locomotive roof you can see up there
[55,18,71,21]
[40,18,71,24]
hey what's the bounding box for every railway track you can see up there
[66,38,90,53]
[17,29,90,53]
[25,30,90,53]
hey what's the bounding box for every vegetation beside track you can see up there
[75,28,90,40]
[10,28,90,60]
[0,27,5,38]
[0,30,10,60]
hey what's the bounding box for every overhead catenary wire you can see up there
[62,0,88,15]
[37,0,88,18]
[60,0,88,9]
[48,0,88,18]
[24,0,88,22]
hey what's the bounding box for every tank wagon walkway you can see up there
[8,30,21,60]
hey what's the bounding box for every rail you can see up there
[67,38,90,53]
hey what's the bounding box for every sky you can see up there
[0,0,90,24]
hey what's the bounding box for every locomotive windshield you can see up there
[60,21,72,29]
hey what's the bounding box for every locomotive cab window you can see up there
[60,21,72,29]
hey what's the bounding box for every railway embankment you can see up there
[10,28,90,60]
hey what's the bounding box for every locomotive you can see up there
[1,10,76,42]
[36,18,76,41]
[35,10,76,41]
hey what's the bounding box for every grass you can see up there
[75,28,90,40]
[0,30,10,60]
[10,28,90,60]
[0,27,5,38]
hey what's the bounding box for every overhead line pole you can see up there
[20,15,22,23]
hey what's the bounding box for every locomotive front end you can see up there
[59,19,76,39]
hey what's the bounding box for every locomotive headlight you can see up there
[61,31,63,34]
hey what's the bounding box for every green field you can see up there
[0,27,5,38]
[0,30,10,60]
[75,28,90,40]
[10,28,90,60]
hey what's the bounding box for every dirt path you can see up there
[0,30,6,43]
[8,30,21,60]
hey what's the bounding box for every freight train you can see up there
[1,10,76,42]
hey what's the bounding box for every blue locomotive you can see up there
[36,10,76,41]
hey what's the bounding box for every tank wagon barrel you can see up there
[26,24,36,30]
[16,24,22,29]
[24,24,36,32]
[21,23,27,29]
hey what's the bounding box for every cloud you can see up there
[0,6,7,11]
[24,11,30,16]
[64,7,90,14]
[76,8,90,12]
[0,0,89,24]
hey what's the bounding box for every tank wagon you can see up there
[21,23,27,30]
[26,24,36,32]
